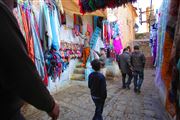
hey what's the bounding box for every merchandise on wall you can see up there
[172,5,180,119]
[150,23,158,65]
[13,0,83,90]
[151,0,180,118]
[103,20,123,58]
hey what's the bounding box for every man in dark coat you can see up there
[131,45,146,93]
[117,48,133,89]
[0,0,59,119]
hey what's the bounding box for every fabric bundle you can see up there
[79,0,137,14]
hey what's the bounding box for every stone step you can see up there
[74,68,85,74]
[76,62,83,68]
[71,74,85,81]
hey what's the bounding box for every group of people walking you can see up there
[88,45,146,120]
[117,45,146,93]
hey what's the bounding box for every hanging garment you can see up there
[161,0,180,116]
[66,14,74,28]
[60,12,66,24]
[30,12,45,80]
[43,66,49,86]
[20,7,35,62]
[39,3,53,51]
[13,6,26,40]
[87,23,93,37]
[93,36,105,53]
[90,27,101,49]
[74,14,83,26]
[113,37,123,55]
[54,8,61,47]
[156,0,170,67]
[150,24,158,65]
[103,22,108,42]
[50,8,60,50]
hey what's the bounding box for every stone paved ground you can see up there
[23,69,170,120]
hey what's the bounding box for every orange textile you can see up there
[161,32,176,116]
[20,8,35,63]
[82,47,90,65]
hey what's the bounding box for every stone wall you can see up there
[133,40,154,68]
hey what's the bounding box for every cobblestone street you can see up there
[23,69,170,120]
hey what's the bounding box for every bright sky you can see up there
[134,0,163,10]
[133,0,163,33]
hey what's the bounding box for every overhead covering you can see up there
[79,0,137,14]
[60,0,107,17]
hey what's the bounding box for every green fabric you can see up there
[89,0,96,11]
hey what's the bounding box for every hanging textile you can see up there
[113,36,123,55]
[79,0,137,14]
[13,6,26,40]
[66,14,74,28]
[60,12,66,24]
[50,9,60,50]
[87,23,93,37]
[74,14,83,26]
[30,11,45,79]
[174,9,180,114]
[20,6,35,62]
[161,0,180,116]
[103,20,124,55]
[153,0,180,117]
[150,23,158,65]
[90,27,101,49]
[45,49,62,81]
[93,36,105,53]
[156,0,170,67]
[39,2,53,51]
[154,0,170,99]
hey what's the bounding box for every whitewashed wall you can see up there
[47,59,78,94]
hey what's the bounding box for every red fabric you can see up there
[74,14,76,25]
[25,10,35,63]
[79,0,85,14]
[106,0,116,8]
[20,8,35,63]
[43,66,49,86]
[104,24,108,43]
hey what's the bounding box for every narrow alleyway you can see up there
[23,69,170,120]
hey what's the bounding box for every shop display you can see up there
[151,0,180,117]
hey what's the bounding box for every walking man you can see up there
[131,45,146,93]
[117,48,133,89]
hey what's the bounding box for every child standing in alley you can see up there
[88,59,107,120]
